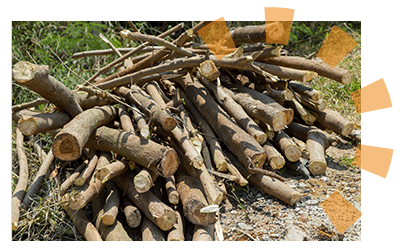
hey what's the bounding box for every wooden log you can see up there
[141,217,166,241]
[68,154,123,211]
[101,181,120,226]
[130,103,150,138]
[114,171,177,231]
[178,89,228,172]
[60,194,103,241]
[285,99,317,125]
[94,160,131,184]
[229,23,284,46]
[115,85,177,132]
[14,110,70,136]
[12,128,29,231]
[273,130,302,162]
[118,104,135,133]
[201,77,267,145]
[193,225,214,241]
[263,85,294,105]
[12,61,83,117]
[59,161,87,195]
[288,81,320,101]
[92,191,132,241]
[230,153,301,206]
[85,126,179,178]
[77,92,113,110]
[223,87,286,132]
[176,174,217,226]
[262,56,352,84]
[167,210,185,241]
[134,168,158,193]
[223,82,294,126]
[21,149,54,210]
[122,195,142,228]
[314,109,355,136]
[52,105,117,161]
[263,140,285,170]
[74,151,99,186]
[165,175,179,205]
[253,61,318,82]
[181,74,267,169]
[285,122,337,175]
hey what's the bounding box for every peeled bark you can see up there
[114,171,177,231]
[53,105,117,161]
[165,175,179,205]
[101,181,120,226]
[85,126,179,178]
[167,211,185,241]
[182,74,267,169]
[12,61,83,117]
[263,140,285,170]
[273,130,302,162]
[134,168,158,193]
[176,175,217,226]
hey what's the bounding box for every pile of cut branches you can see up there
[12,21,360,241]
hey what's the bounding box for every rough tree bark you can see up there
[12,61,83,117]
[314,109,355,136]
[52,105,117,161]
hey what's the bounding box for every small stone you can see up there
[305,199,319,205]
[237,222,253,231]
[285,225,306,241]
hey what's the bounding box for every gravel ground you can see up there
[218,136,361,241]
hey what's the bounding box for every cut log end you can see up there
[284,145,302,162]
[155,209,178,231]
[303,71,318,82]
[73,177,86,187]
[161,117,178,132]
[68,192,86,211]
[17,117,37,135]
[341,122,355,136]
[52,133,81,161]
[134,174,153,193]
[308,161,327,175]
[255,133,268,145]
[270,156,286,170]
[158,148,180,178]
[289,192,302,206]
[101,215,116,226]
[342,71,352,85]
[12,61,42,84]
[95,168,112,183]
[272,112,287,131]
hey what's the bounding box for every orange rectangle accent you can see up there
[353,144,393,178]
[264,8,294,45]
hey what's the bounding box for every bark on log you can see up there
[101,181,120,226]
[94,160,131,184]
[288,81,320,101]
[273,130,302,162]
[12,128,29,231]
[262,56,352,84]
[165,175,179,205]
[201,77,267,145]
[178,89,229,172]
[223,82,294,126]
[85,126,179,178]
[253,61,318,82]
[15,110,70,136]
[230,153,301,206]
[12,61,83,117]
[53,105,117,161]
[263,140,286,170]
[167,210,185,241]
[193,225,214,241]
[21,148,54,210]
[182,74,267,169]
[118,104,135,133]
[176,174,217,226]
[115,85,177,131]
[114,171,177,231]
[122,195,142,228]
[229,23,284,46]
[285,99,317,125]
[60,194,103,241]
[314,109,355,136]
[74,151,98,186]
[59,161,87,195]
[141,217,166,241]
[92,191,132,241]
[285,122,337,175]
[134,168,158,193]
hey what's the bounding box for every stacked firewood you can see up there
[11,21,359,241]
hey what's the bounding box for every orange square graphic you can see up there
[264,8,294,45]
[353,144,393,178]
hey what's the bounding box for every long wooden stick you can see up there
[12,128,29,231]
